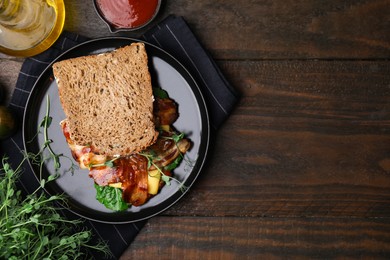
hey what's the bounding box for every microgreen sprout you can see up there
[0,95,111,258]
[0,157,111,259]
[38,96,61,170]
[29,95,78,180]
[88,156,120,168]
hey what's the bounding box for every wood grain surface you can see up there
[125,217,390,259]
[1,0,389,259]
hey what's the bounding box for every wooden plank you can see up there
[122,216,390,259]
[63,0,390,59]
[167,0,390,59]
[159,60,390,218]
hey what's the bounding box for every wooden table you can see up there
[1,0,390,259]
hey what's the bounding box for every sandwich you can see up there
[52,43,191,211]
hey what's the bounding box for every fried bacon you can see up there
[148,132,191,169]
[60,96,191,207]
[153,97,179,126]
[116,155,149,206]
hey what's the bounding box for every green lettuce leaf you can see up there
[94,183,129,211]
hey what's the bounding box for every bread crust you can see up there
[53,43,158,156]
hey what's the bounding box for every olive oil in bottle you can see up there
[0,0,65,57]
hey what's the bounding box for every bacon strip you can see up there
[153,97,179,126]
[62,121,150,205]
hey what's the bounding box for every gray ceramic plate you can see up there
[23,37,210,223]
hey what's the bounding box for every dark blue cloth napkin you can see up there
[0,15,239,259]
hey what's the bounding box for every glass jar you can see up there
[0,0,65,57]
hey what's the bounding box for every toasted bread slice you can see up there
[53,43,158,156]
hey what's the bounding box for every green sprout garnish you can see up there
[0,95,111,259]
[88,156,120,168]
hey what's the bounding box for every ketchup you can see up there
[96,0,159,29]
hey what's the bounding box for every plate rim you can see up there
[22,37,210,224]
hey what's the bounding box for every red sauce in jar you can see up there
[96,0,159,29]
